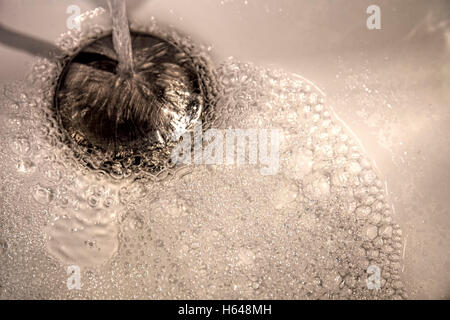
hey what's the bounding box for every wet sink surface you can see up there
[0,0,449,299]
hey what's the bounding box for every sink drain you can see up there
[54,31,217,177]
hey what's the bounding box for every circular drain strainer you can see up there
[54,31,217,176]
[0,16,406,299]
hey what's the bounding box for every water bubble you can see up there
[10,137,31,156]
[88,195,100,208]
[0,36,405,299]
[57,196,70,208]
[329,125,342,136]
[303,173,331,201]
[119,181,147,204]
[332,169,351,187]
[237,248,256,266]
[41,163,63,183]
[271,179,298,210]
[91,185,106,197]
[336,143,349,155]
[286,149,313,179]
[16,158,36,173]
[314,103,324,113]
[361,170,377,186]
[380,226,393,239]
[33,184,54,205]
[365,225,379,240]
[156,239,165,248]
[0,240,7,256]
[46,210,118,267]
[85,240,97,249]
[103,197,115,208]
[355,206,372,220]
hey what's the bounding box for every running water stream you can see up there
[107,0,134,75]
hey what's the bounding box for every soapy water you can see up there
[0,17,406,299]
[107,0,135,75]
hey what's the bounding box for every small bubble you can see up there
[103,197,115,208]
[119,181,147,204]
[347,162,362,175]
[156,239,165,248]
[361,170,377,186]
[58,196,69,208]
[10,137,31,156]
[272,179,298,209]
[286,149,313,179]
[19,93,28,102]
[85,240,96,249]
[304,173,331,201]
[42,164,62,183]
[380,226,393,239]
[366,225,378,240]
[88,195,100,207]
[0,240,7,256]
[89,186,104,197]
[309,93,318,104]
[16,158,36,173]
[190,242,200,250]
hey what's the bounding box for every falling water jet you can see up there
[107,0,134,76]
